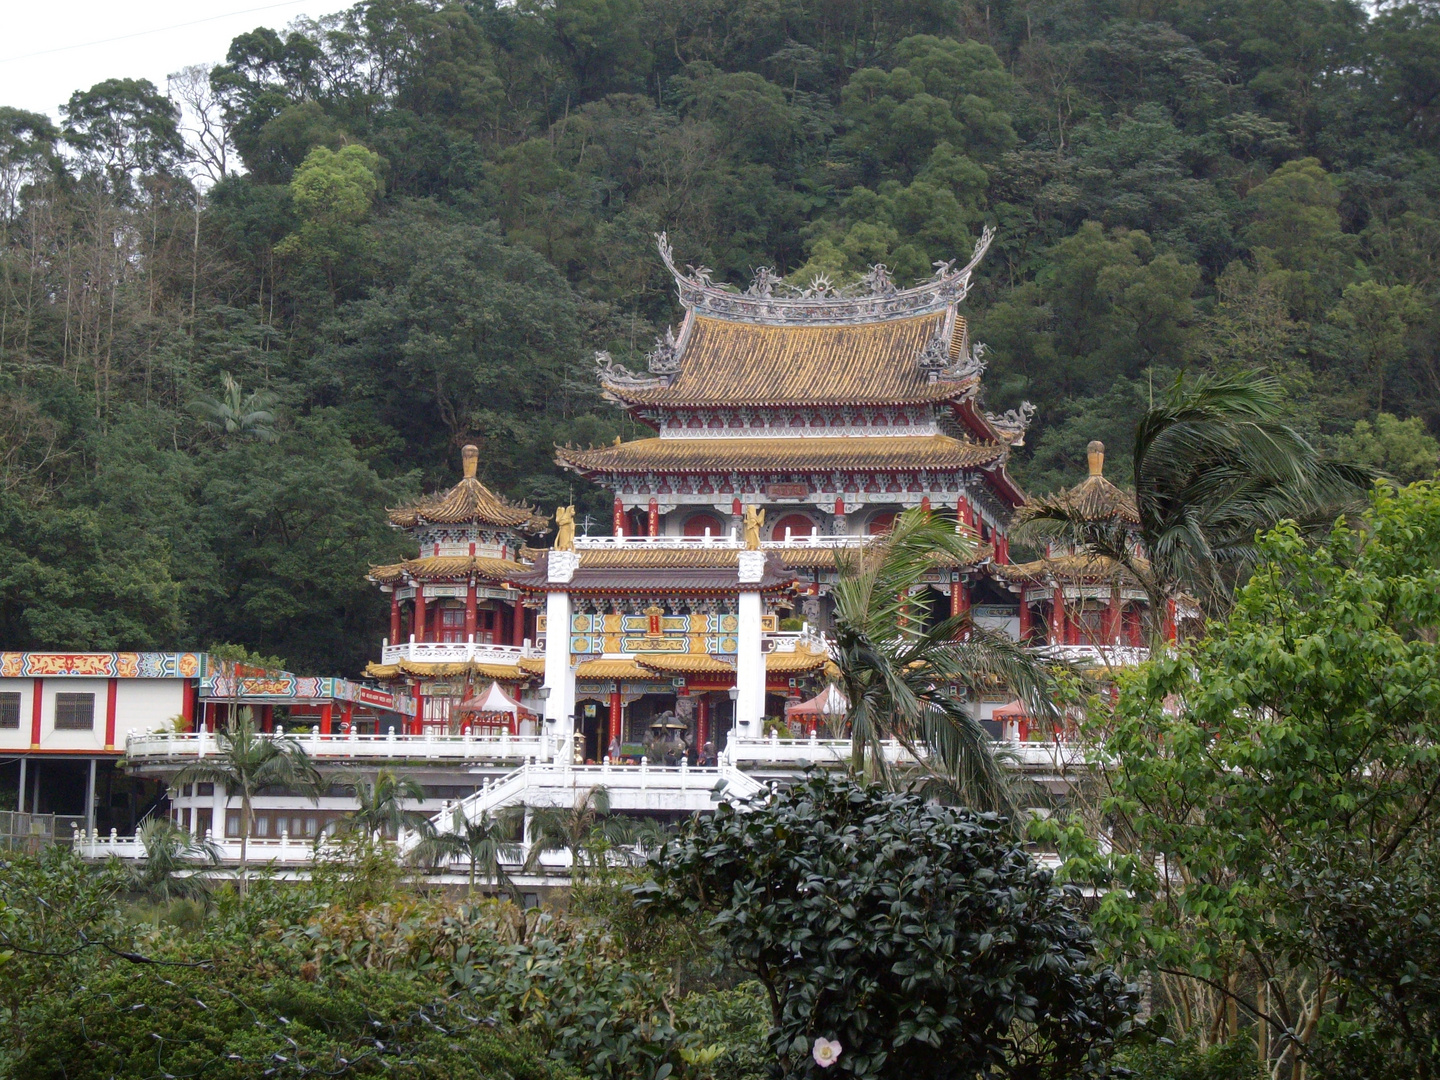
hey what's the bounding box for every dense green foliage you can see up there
[1042,480,1440,1077]
[637,772,1140,1079]
[3,0,1440,671]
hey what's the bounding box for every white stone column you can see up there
[543,551,579,761]
[735,551,767,737]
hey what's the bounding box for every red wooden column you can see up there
[512,597,526,646]
[957,494,975,531]
[30,677,42,749]
[104,677,118,750]
[320,702,333,735]
[647,497,659,536]
[609,687,623,751]
[995,534,1010,563]
[613,497,626,536]
[182,679,196,732]
[342,700,354,732]
[464,578,478,641]
[1107,586,1122,645]
[698,696,711,748]
[1164,598,1178,642]
[1019,596,1032,641]
[260,704,274,733]
[412,687,425,735]
[389,591,401,644]
[1050,587,1066,645]
[413,585,427,642]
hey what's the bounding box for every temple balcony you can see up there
[571,533,873,551]
[379,640,543,666]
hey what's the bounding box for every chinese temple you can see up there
[69,226,1163,881]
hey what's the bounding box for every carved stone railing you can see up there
[379,641,542,665]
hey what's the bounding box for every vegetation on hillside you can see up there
[3,0,1440,672]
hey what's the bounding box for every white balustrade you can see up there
[124,730,548,767]
[380,640,543,665]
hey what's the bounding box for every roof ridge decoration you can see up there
[985,401,1036,445]
[656,226,996,326]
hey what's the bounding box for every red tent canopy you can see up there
[456,681,533,727]
[990,699,1030,721]
[786,684,849,717]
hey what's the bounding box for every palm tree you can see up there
[343,768,429,840]
[409,805,524,896]
[522,786,634,874]
[187,371,278,442]
[171,711,321,893]
[125,820,221,904]
[830,508,1069,817]
[1016,372,1372,632]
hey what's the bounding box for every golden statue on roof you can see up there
[742,505,765,550]
[554,505,576,550]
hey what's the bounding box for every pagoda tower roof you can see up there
[596,228,997,411]
[387,444,548,532]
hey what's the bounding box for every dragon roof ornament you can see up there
[986,401,1036,445]
[656,226,996,326]
[594,350,669,390]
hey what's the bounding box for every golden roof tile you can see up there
[574,658,656,680]
[602,314,978,407]
[765,646,831,673]
[635,653,736,675]
[557,435,1006,474]
[994,553,1146,585]
[387,445,548,531]
[368,555,529,585]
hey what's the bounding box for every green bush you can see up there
[674,983,772,1080]
[1113,1037,1262,1080]
[11,961,569,1079]
[637,772,1141,1080]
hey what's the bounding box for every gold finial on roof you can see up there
[461,444,479,479]
[613,435,622,446]
[1087,440,1105,477]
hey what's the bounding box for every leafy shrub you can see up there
[674,983,772,1080]
[637,772,1141,1080]
[287,896,682,1080]
[1113,1037,1262,1080]
[11,961,569,1079]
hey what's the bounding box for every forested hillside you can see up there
[2,0,1438,674]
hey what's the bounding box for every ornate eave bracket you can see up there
[655,226,997,325]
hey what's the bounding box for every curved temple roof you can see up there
[556,434,1007,474]
[387,445,548,532]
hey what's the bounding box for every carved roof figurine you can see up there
[596,229,997,409]
[387,444,548,531]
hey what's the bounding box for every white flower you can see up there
[812,1037,842,1068]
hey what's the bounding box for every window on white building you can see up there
[54,692,95,730]
[0,693,19,728]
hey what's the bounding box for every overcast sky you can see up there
[0,0,348,121]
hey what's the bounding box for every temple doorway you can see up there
[575,698,610,762]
